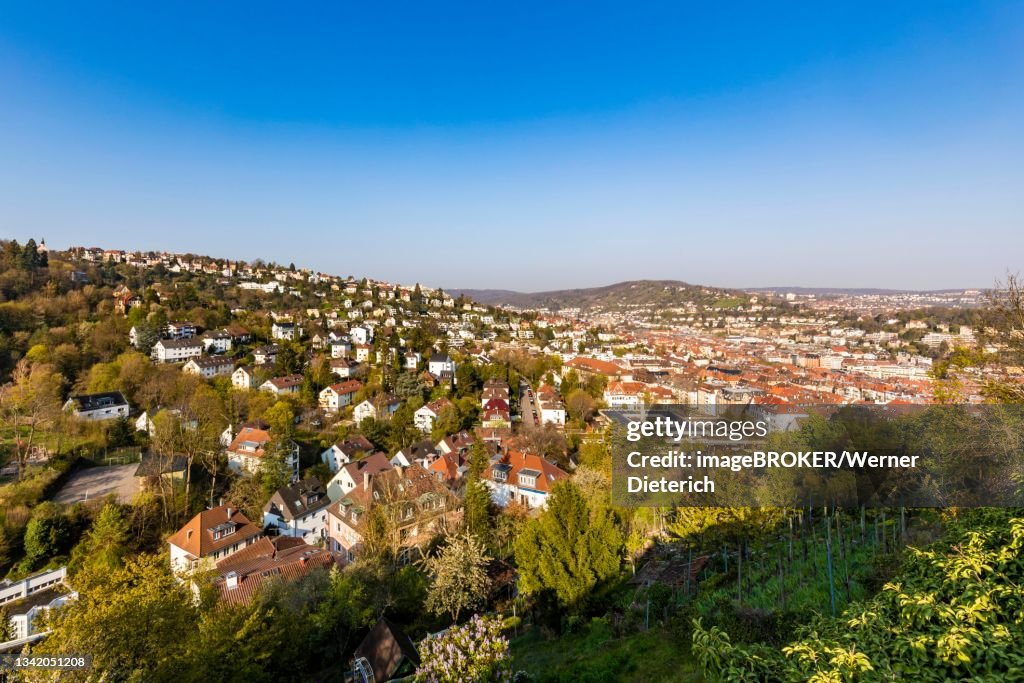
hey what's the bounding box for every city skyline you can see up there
[2,2,1022,290]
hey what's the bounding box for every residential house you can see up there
[166,321,198,339]
[329,338,352,358]
[353,394,401,423]
[319,436,374,473]
[63,392,129,421]
[134,452,187,490]
[214,536,341,606]
[151,338,203,363]
[272,320,299,341]
[318,380,363,413]
[330,358,363,379]
[261,374,304,395]
[167,505,262,575]
[263,477,332,541]
[349,325,372,345]
[226,424,300,477]
[414,398,451,433]
[253,344,280,365]
[201,329,233,353]
[436,431,475,456]
[226,324,251,344]
[325,451,393,500]
[537,389,567,426]
[182,356,234,379]
[483,450,569,510]
[327,463,458,564]
[391,439,438,469]
[480,379,510,407]
[232,365,256,390]
[427,352,456,383]
[354,343,372,362]
[0,567,78,644]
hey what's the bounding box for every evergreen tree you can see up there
[74,503,130,574]
[514,481,623,613]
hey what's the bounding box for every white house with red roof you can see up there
[226,424,300,476]
[483,450,569,510]
[318,380,363,413]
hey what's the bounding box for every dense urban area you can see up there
[0,238,1021,682]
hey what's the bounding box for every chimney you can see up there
[225,506,232,518]
[363,471,371,491]
[225,571,238,590]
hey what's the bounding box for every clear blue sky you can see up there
[1,2,1021,290]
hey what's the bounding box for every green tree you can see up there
[259,440,294,497]
[23,502,70,568]
[514,481,623,613]
[0,605,14,641]
[73,503,130,574]
[263,400,296,437]
[28,555,196,682]
[463,442,493,538]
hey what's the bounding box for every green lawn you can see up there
[511,618,703,683]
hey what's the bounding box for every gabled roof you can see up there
[323,379,363,395]
[227,426,273,458]
[264,477,330,522]
[484,450,568,494]
[354,617,420,683]
[265,374,304,390]
[134,452,187,477]
[339,452,394,485]
[166,505,261,559]
[214,536,341,606]
[396,439,438,463]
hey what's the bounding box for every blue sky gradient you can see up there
[1,2,1021,290]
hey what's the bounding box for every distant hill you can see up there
[452,280,742,311]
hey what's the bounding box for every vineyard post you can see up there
[826,513,837,617]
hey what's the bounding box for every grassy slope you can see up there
[511,618,703,683]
